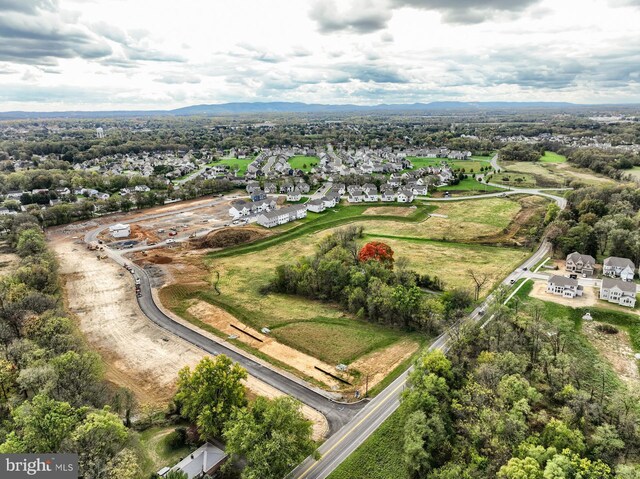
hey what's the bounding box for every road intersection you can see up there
[83,182,568,478]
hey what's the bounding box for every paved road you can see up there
[286,195,564,479]
[491,153,502,172]
[84,188,567,477]
[84,202,366,435]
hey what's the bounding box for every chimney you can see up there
[203,448,208,474]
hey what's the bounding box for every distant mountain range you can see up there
[0,101,635,119]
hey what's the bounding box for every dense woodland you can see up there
[0,213,144,477]
[397,301,640,478]
[546,184,640,263]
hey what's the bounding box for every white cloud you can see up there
[0,0,639,110]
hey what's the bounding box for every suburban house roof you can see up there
[604,257,635,268]
[566,252,595,265]
[164,442,227,479]
[601,277,637,293]
[548,275,579,287]
[307,199,324,206]
[109,223,129,231]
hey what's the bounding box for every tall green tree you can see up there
[13,394,82,453]
[175,355,247,439]
[224,396,315,479]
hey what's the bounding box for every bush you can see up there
[166,427,187,450]
[595,324,619,335]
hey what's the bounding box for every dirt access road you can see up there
[50,232,328,439]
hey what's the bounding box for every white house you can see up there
[286,189,302,202]
[348,188,365,203]
[600,277,637,308]
[381,189,396,202]
[322,193,340,208]
[396,189,414,203]
[603,257,635,282]
[546,275,583,298]
[256,205,307,228]
[306,199,326,213]
[565,252,595,277]
[109,223,131,238]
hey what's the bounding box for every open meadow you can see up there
[156,198,535,391]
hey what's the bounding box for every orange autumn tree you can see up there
[358,241,394,267]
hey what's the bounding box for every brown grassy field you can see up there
[364,197,525,242]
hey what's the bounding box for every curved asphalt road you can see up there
[85,218,365,434]
[287,193,566,479]
[83,187,567,477]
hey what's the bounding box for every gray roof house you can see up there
[603,257,635,282]
[565,252,596,277]
[547,275,583,298]
[600,277,637,308]
[306,198,326,213]
[158,442,227,479]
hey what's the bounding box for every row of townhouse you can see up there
[566,252,636,281]
[228,198,277,218]
[306,193,340,213]
[348,187,414,203]
[256,204,307,228]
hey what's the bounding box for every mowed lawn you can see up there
[364,197,522,241]
[288,155,320,172]
[626,167,640,180]
[539,151,567,163]
[407,157,489,173]
[436,177,503,193]
[211,157,253,176]
[491,171,537,188]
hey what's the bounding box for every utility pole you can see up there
[365,374,369,397]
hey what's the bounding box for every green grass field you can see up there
[288,155,320,172]
[138,426,193,477]
[327,403,410,479]
[364,197,523,242]
[491,171,537,188]
[436,177,504,193]
[539,151,567,163]
[626,167,640,180]
[207,204,435,259]
[211,157,253,176]
[407,157,490,173]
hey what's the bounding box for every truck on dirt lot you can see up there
[88,241,100,251]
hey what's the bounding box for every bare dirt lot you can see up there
[349,339,419,389]
[529,280,598,307]
[53,236,204,405]
[50,232,328,438]
[186,300,348,388]
[582,321,640,388]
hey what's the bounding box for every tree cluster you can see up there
[173,355,315,479]
[546,184,640,262]
[399,297,640,478]
[268,226,469,332]
[0,214,141,478]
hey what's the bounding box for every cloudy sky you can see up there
[1,0,640,111]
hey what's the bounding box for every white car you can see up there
[166,239,176,244]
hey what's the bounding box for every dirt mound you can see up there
[193,227,269,249]
[148,255,173,264]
